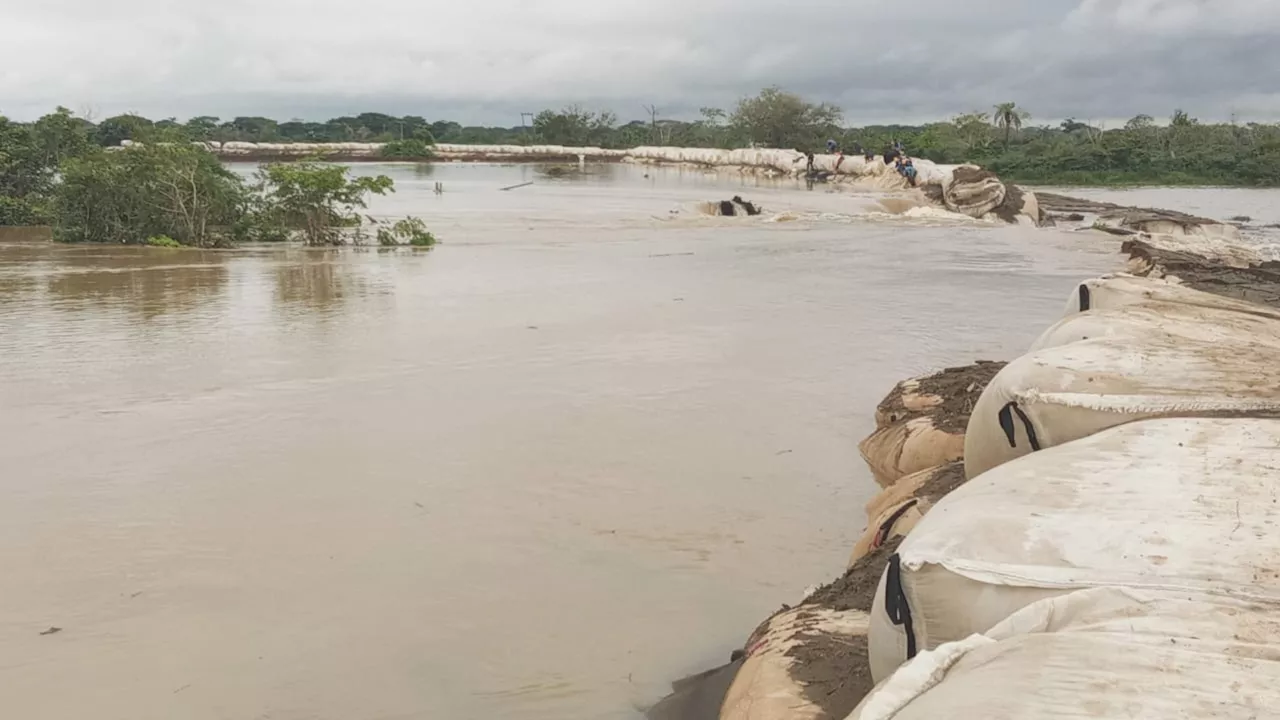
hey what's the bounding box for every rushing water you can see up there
[1,164,1266,720]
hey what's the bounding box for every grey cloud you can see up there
[1,0,1278,126]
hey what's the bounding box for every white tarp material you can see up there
[721,607,870,720]
[963,333,1280,478]
[868,417,1280,681]
[1030,300,1280,352]
[854,586,1280,720]
[1062,273,1280,319]
[200,140,965,183]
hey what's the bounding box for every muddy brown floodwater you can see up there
[4,164,1262,720]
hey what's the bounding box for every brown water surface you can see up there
[0,163,1164,719]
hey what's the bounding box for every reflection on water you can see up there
[271,253,360,308]
[0,169,1271,720]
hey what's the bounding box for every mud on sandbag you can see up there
[722,536,905,720]
[963,333,1280,479]
[720,607,871,720]
[1030,300,1280,353]
[847,463,965,568]
[858,417,964,489]
[856,587,1280,720]
[860,362,1004,488]
[941,166,1006,218]
[1061,273,1280,319]
[869,418,1280,681]
[987,184,1041,226]
[1122,235,1280,311]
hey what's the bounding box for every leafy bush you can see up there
[376,216,437,247]
[54,144,249,246]
[251,162,394,245]
[146,235,182,248]
[380,138,435,159]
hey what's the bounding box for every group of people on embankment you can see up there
[804,139,916,186]
[651,210,1280,719]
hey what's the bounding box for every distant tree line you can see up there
[6,87,1280,233]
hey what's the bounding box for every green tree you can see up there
[54,144,250,246]
[376,216,436,247]
[992,102,1029,147]
[95,114,154,146]
[252,162,394,246]
[952,113,994,152]
[184,116,221,141]
[729,87,842,150]
[533,106,619,147]
[0,110,96,224]
[1124,114,1155,131]
[380,138,436,159]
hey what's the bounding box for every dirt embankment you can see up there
[1037,191,1229,230]
[1123,238,1280,309]
[875,360,1006,433]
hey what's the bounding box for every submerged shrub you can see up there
[376,216,437,247]
[380,139,435,160]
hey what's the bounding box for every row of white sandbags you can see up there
[858,273,1280,716]
[857,586,1280,719]
[868,414,1280,678]
[967,275,1280,477]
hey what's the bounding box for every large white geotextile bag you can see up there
[1062,273,1280,319]
[1030,300,1280,352]
[868,418,1280,681]
[852,587,1280,720]
[963,334,1280,478]
[721,606,869,720]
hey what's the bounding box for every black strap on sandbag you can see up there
[997,401,1043,451]
[874,499,919,548]
[884,553,918,659]
[1077,283,1092,311]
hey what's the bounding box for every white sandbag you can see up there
[1030,300,1280,352]
[869,418,1280,681]
[963,334,1280,478]
[858,417,964,488]
[855,586,1280,720]
[1064,273,1280,319]
[721,606,870,720]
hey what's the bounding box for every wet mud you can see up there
[1123,238,1280,310]
[875,361,1006,433]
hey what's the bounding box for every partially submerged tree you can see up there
[55,143,249,246]
[252,162,394,246]
[380,137,436,159]
[1,109,96,225]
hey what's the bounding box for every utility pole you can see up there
[520,113,535,145]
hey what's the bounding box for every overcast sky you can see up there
[3,0,1278,126]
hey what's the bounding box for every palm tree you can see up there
[992,102,1029,147]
